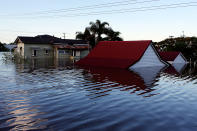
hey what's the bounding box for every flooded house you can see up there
[76,41,168,69]
[159,51,187,64]
[14,35,89,59]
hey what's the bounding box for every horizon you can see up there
[0,0,197,43]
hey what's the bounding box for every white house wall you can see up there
[24,44,54,59]
[173,54,187,64]
[129,44,166,69]
[16,42,25,58]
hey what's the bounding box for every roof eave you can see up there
[14,37,21,44]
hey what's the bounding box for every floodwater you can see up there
[0,52,197,131]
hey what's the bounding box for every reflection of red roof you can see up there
[163,66,180,75]
[159,52,180,61]
[88,68,147,89]
[81,67,161,98]
[76,41,152,69]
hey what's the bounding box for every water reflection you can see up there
[11,56,188,99]
[2,52,197,131]
[81,66,164,98]
[163,63,187,77]
[0,91,47,130]
[130,66,166,86]
[5,98,47,131]
[172,63,187,74]
[15,58,75,73]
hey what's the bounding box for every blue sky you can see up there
[0,0,197,43]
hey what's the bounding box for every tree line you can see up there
[0,42,8,51]
[155,37,197,60]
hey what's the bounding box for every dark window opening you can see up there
[58,50,65,54]
[45,50,49,54]
[33,50,37,56]
[20,47,22,55]
[73,50,76,56]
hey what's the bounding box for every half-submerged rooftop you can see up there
[76,41,168,69]
[159,51,187,64]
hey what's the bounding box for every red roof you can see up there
[159,51,180,61]
[76,41,152,69]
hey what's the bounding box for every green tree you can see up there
[76,20,123,48]
[76,28,96,47]
[175,41,193,59]
[0,42,8,51]
[156,37,196,60]
[103,28,123,41]
[89,20,109,43]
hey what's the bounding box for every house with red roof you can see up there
[159,52,187,64]
[76,40,168,69]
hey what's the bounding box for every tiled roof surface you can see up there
[159,51,180,61]
[76,41,152,69]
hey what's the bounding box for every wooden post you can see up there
[54,46,58,59]
[53,46,58,68]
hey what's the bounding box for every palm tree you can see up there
[89,20,109,43]
[76,28,95,47]
[103,28,123,41]
[76,28,90,40]
[76,20,123,48]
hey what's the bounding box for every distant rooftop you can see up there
[159,51,180,61]
[14,35,87,45]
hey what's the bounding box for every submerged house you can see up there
[159,51,187,64]
[14,35,89,59]
[76,41,168,69]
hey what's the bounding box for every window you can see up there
[58,50,65,54]
[72,50,76,56]
[45,50,49,55]
[32,50,37,56]
[72,50,80,57]
[76,51,80,57]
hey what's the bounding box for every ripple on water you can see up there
[1,53,197,130]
